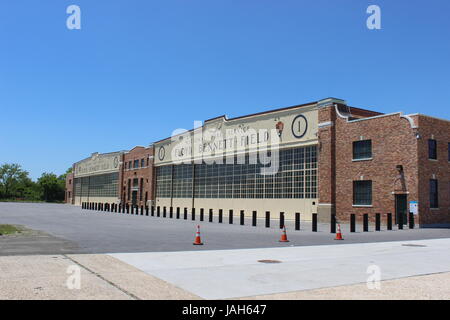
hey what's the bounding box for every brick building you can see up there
[65,172,74,204]
[317,98,449,227]
[66,97,449,227]
[120,146,154,208]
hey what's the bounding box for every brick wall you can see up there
[120,146,154,207]
[319,104,420,224]
[416,115,450,225]
[65,171,74,204]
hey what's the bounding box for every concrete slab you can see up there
[110,238,450,299]
[0,255,131,300]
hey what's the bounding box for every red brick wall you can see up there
[416,115,450,225]
[65,171,74,204]
[120,146,154,207]
[319,105,420,224]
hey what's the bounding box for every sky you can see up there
[0,0,449,180]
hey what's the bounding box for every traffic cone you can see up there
[193,225,204,245]
[279,225,289,242]
[335,223,344,240]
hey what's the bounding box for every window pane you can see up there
[353,180,372,205]
[353,140,372,160]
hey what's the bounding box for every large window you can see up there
[353,140,372,160]
[448,142,450,161]
[430,179,439,208]
[155,165,172,198]
[353,180,372,206]
[155,146,317,199]
[428,139,437,159]
[73,172,119,198]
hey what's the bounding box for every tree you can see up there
[37,173,65,202]
[0,163,32,199]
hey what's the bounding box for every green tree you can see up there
[0,163,32,199]
[37,173,65,202]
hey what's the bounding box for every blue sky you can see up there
[1,0,449,179]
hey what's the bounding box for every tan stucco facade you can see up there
[154,103,319,220]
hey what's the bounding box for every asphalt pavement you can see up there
[0,202,449,255]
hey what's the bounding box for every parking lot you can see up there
[1,202,449,255]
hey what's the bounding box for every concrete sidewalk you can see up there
[110,238,450,299]
[0,254,199,300]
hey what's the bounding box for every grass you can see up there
[0,224,23,236]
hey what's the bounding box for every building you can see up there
[318,98,449,227]
[71,151,124,206]
[120,146,154,208]
[67,97,450,227]
[153,100,320,220]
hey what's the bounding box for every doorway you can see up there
[132,191,138,207]
[395,194,407,225]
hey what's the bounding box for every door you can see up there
[395,194,407,225]
[132,191,138,207]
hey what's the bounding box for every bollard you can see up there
[169,207,173,219]
[200,208,204,222]
[279,212,284,229]
[240,210,245,225]
[265,211,270,228]
[209,209,213,222]
[131,205,134,215]
[151,206,155,216]
[295,212,300,230]
[192,208,196,221]
[184,207,188,220]
[387,213,392,230]
[156,206,160,217]
[375,213,381,231]
[331,214,336,233]
[218,209,223,223]
[163,206,167,218]
[409,212,415,229]
[145,206,149,216]
[312,213,317,232]
[363,214,369,232]
[176,207,180,219]
[398,212,403,230]
[252,211,257,227]
[140,205,143,215]
[229,209,233,224]
[350,214,356,232]
[95,203,97,211]
[118,204,121,213]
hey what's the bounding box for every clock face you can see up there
[291,115,308,139]
[158,146,166,161]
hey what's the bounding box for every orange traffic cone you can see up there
[193,225,204,245]
[279,225,289,242]
[335,223,344,240]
